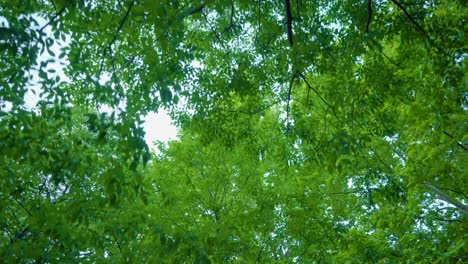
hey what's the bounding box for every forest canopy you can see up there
[0,0,467,262]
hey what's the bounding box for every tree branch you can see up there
[389,0,426,35]
[371,147,393,172]
[188,4,205,16]
[297,72,338,118]
[99,0,135,74]
[112,231,123,257]
[173,3,206,24]
[442,131,468,152]
[40,6,66,32]
[201,11,223,44]
[424,182,468,215]
[284,0,293,46]
[366,0,372,33]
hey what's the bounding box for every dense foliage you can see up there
[1,0,467,262]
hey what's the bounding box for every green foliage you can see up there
[1,0,467,262]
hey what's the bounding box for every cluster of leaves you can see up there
[1,0,466,262]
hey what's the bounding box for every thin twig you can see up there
[254,0,262,45]
[297,72,338,118]
[201,11,223,44]
[112,231,123,257]
[225,1,235,32]
[389,0,446,55]
[371,147,393,172]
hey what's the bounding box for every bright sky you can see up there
[143,110,178,148]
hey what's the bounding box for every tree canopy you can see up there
[1,0,467,262]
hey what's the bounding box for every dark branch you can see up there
[173,3,206,24]
[371,147,393,172]
[40,6,66,32]
[229,1,234,27]
[284,0,293,46]
[297,72,338,118]
[389,0,427,35]
[99,0,135,74]
[366,0,372,33]
[443,131,468,152]
[221,2,236,33]
[201,11,222,44]
[188,4,205,16]
[113,231,123,256]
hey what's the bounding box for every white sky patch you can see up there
[143,109,178,148]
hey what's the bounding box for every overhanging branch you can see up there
[424,182,468,215]
[389,0,426,35]
[40,6,66,32]
[99,0,135,74]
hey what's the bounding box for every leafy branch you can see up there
[222,1,236,33]
[201,11,223,44]
[297,72,338,119]
[389,0,446,55]
[173,3,206,24]
[389,0,426,35]
[442,131,468,152]
[99,0,135,74]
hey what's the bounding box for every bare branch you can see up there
[284,0,293,46]
[424,182,468,215]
